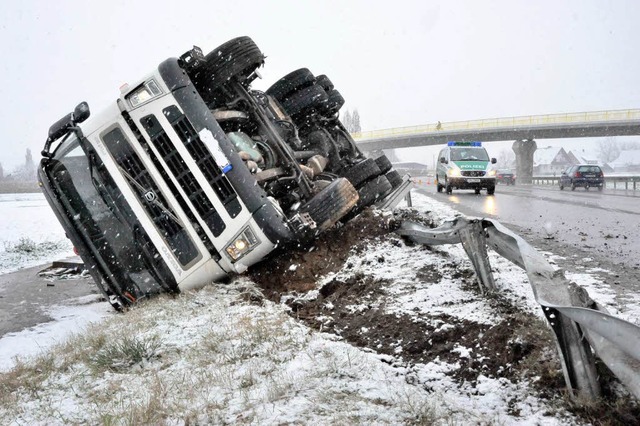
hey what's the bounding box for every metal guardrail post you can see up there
[397,217,640,401]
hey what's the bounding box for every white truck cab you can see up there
[38,37,409,310]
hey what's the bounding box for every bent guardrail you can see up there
[398,217,640,401]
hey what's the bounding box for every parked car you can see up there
[496,169,516,185]
[559,165,604,191]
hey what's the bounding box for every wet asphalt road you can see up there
[414,181,640,298]
[0,261,98,338]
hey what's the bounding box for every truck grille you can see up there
[121,111,220,259]
[141,115,226,237]
[102,127,199,265]
[462,171,486,177]
[163,105,241,218]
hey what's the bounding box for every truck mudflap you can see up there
[375,174,413,211]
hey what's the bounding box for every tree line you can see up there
[0,149,37,182]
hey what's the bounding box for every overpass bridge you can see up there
[352,109,640,183]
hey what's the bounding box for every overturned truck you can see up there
[39,36,410,310]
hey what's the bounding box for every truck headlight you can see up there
[225,227,259,261]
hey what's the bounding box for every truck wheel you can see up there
[374,154,393,174]
[321,89,345,117]
[300,177,358,232]
[385,170,403,188]
[266,68,316,101]
[341,158,381,188]
[281,84,329,117]
[487,186,495,195]
[315,74,334,92]
[203,36,265,87]
[342,175,393,221]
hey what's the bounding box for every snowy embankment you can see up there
[0,191,637,424]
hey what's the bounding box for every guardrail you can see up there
[398,217,640,402]
[532,175,640,190]
[351,109,640,141]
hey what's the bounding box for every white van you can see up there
[435,142,497,195]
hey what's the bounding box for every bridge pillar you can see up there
[512,139,537,184]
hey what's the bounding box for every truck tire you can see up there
[280,84,329,117]
[342,175,393,221]
[203,36,265,87]
[341,158,381,188]
[322,89,345,116]
[300,177,358,232]
[315,74,334,92]
[266,68,316,101]
[385,170,403,188]
[374,154,393,174]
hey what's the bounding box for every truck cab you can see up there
[39,37,409,310]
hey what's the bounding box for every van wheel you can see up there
[374,154,393,174]
[445,178,452,194]
[203,36,265,87]
[436,180,443,193]
[300,177,358,232]
[487,186,495,195]
[266,68,316,101]
[280,84,329,118]
[341,158,381,188]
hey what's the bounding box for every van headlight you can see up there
[225,227,259,261]
[448,168,461,177]
[487,170,497,177]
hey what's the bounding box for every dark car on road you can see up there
[496,169,516,185]
[559,164,604,191]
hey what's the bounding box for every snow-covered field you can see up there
[0,193,72,274]
[0,191,637,424]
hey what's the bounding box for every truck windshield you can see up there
[48,135,176,302]
[451,148,490,162]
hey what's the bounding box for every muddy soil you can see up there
[248,208,639,424]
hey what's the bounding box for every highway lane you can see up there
[414,181,640,299]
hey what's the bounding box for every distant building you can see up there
[534,146,613,175]
[533,146,573,176]
[609,150,640,173]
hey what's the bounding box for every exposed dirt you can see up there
[248,208,639,424]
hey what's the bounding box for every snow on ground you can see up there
[0,193,73,274]
[0,191,637,424]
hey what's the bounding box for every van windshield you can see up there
[450,147,490,162]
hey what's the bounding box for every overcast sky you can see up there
[1,0,639,171]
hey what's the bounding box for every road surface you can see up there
[414,181,640,302]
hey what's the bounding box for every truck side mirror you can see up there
[491,158,497,164]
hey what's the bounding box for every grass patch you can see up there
[89,335,160,373]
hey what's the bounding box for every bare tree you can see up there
[351,109,361,133]
[597,138,621,163]
[342,110,353,132]
[497,149,516,168]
